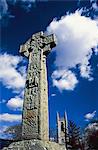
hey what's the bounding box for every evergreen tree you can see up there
[68,120,82,150]
[84,120,98,150]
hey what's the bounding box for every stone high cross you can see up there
[19,31,56,141]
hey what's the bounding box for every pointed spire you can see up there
[64,111,68,131]
[56,112,60,143]
[57,112,60,121]
[64,111,69,148]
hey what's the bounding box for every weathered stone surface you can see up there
[19,31,56,140]
[2,140,66,150]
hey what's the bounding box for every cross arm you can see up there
[43,34,57,55]
[19,39,31,58]
[43,34,57,48]
[19,32,57,57]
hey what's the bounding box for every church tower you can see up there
[57,112,69,147]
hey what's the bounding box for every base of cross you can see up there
[2,139,66,150]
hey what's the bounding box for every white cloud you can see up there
[0,113,22,122]
[7,96,23,110]
[0,125,8,134]
[8,0,35,11]
[19,90,24,98]
[92,2,98,10]
[20,0,35,2]
[18,66,27,77]
[17,0,35,12]
[47,11,98,68]
[79,56,93,81]
[52,70,78,91]
[51,93,56,97]
[22,0,35,3]
[90,0,98,11]
[85,111,96,121]
[0,125,9,139]
[0,0,8,19]
[0,53,26,92]
[0,125,10,138]
[47,10,98,88]
[0,0,36,19]
[0,99,6,104]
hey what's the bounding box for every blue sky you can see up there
[0,0,98,138]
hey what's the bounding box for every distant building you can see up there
[57,112,69,147]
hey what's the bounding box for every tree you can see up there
[84,120,98,150]
[4,124,22,140]
[68,121,82,150]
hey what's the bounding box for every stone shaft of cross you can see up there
[19,31,56,141]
